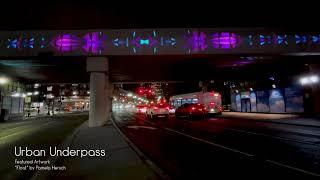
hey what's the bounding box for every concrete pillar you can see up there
[106,81,113,119]
[87,57,109,127]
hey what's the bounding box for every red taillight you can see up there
[154,107,158,110]
[166,106,170,110]
[210,102,215,106]
[191,107,195,110]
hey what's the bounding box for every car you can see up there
[175,103,209,119]
[136,105,148,113]
[208,102,223,116]
[146,103,170,119]
[169,105,176,114]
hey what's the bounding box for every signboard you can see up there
[256,91,269,112]
[250,92,257,112]
[235,94,241,111]
[269,89,285,113]
[231,93,236,111]
[240,91,250,98]
[285,87,304,113]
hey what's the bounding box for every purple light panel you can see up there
[82,32,106,54]
[53,34,81,52]
[187,31,208,52]
[212,32,238,49]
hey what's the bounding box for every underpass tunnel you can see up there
[0,54,319,126]
[85,55,320,127]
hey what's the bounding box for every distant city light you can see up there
[87,91,90,94]
[235,90,239,93]
[27,92,33,96]
[300,75,319,85]
[249,88,253,91]
[34,83,40,88]
[127,93,133,97]
[47,94,54,98]
[33,91,39,95]
[72,91,78,95]
[22,93,26,97]
[12,93,20,97]
[272,84,276,88]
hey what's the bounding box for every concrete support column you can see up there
[87,57,109,127]
[106,81,113,119]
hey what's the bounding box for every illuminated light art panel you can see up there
[3,29,320,55]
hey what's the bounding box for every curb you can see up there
[256,119,320,128]
[110,114,171,180]
[30,120,88,180]
[222,116,320,128]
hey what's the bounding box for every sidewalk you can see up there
[37,121,160,180]
[222,112,320,128]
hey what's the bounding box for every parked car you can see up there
[175,103,209,119]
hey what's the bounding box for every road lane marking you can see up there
[164,127,254,158]
[266,160,320,177]
[127,125,157,130]
[0,121,56,142]
[226,128,320,146]
[164,127,320,177]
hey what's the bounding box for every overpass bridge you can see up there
[1,28,320,56]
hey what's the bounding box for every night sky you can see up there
[0,1,318,30]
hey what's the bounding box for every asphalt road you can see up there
[113,111,320,179]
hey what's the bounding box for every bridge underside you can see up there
[0,54,314,83]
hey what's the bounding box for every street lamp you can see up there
[299,75,319,85]
[0,77,9,85]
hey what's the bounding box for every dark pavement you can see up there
[113,111,320,179]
